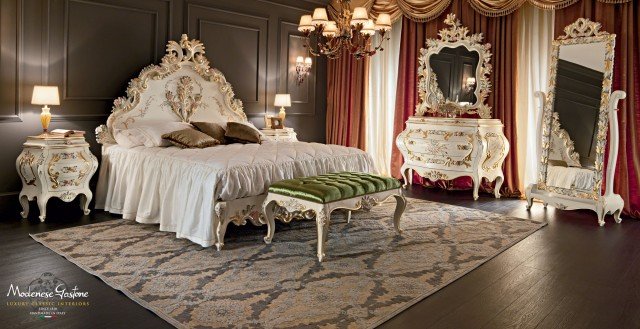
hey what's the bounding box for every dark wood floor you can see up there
[1,187,639,329]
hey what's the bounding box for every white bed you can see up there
[95,35,374,249]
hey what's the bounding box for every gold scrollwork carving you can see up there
[48,152,90,189]
[96,34,247,145]
[415,14,493,118]
[422,170,448,180]
[482,132,506,171]
[18,151,39,186]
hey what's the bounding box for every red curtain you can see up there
[555,0,640,218]
[326,48,369,149]
[390,0,522,197]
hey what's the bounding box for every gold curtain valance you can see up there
[329,0,633,22]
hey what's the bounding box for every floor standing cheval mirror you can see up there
[396,14,509,200]
[525,18,626,226]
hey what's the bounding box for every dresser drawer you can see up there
[404,152,474,172]
[46,149,93,191]
[403,125,476,143]
[403,136,476,159]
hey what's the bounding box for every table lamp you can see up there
[274,94,291,127]
[31,86,60,134]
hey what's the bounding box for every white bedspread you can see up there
[95,141,375,247]
[546,165,595,190]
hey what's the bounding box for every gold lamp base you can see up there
[278,107,286,128]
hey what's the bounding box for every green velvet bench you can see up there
[262,172,406,262]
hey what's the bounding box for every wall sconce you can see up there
[464,77,476,91]
[295,56,312,85]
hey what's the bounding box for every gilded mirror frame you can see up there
[415,14,492,118]
[537,18,616,200]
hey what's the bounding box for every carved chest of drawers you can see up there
[396,117,509,200]
[16,135,98,221]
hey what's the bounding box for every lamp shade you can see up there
[311,8,328,27]
[31,86,60,105]
[298,15,315,32]
[375,13,392,31]
[274,94,291,107]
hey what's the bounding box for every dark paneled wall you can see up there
[0,0,328,214]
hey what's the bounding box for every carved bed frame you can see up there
[95,35,271,250]
[95,35,379,250]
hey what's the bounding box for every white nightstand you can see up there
[16,135,98,221]
[261,128,298,142]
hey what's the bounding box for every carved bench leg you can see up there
[316,205,330,262]
[393,194,406,234]
[262,200,276,244]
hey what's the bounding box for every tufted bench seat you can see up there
[262,172,406,262]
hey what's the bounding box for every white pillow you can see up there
[136,122,194,147]
[114,128,146,148]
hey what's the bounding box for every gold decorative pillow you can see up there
[162,128,220,148]
[192,121,227,144]
[225,122,262,144]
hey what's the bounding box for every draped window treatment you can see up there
[515,3,554,193]
[329,0,632,22]
[326,49,369,149]
[366,20,403,175]
[553,0,640,218]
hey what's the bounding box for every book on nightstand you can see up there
[49,129,86,137]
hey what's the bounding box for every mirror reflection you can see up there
[545,42,607,190]
[429,45,479,106]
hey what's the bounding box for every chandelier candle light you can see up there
[31,86,60,134]
[298,0,392,59]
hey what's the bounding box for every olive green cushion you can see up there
[268,172,401,204]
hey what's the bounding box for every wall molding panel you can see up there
[0,0,24,123]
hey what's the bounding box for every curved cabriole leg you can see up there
[400,165,410,188]
[525,185,533,210]
[494,176,504,199]
[316,207,330,262]
[262,201,276,244]
[472,176,480,201]
[393,194,406,234]
[345,210,351,223]
[614,209,622,224]
[80,192,92,215]
[19,194,29,219]
[596,204,606,227]
[37,196,48,222]
[215,220,230,251]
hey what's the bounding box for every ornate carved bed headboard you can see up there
[96,34,247,144]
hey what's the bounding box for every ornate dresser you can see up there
[16,135,98,221]
[396,14,510,200]
[396,117,508,200]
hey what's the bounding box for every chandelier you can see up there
[297,0,392,59]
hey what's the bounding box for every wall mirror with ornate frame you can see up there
[525,18,626,226]
[415,14,492,119]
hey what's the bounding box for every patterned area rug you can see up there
[31,198,545,329]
